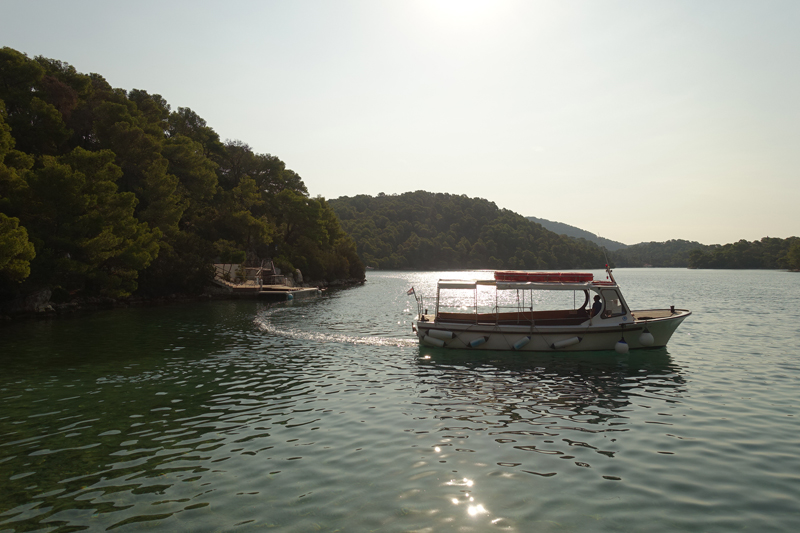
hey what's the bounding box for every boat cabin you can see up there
[425,272,633,327]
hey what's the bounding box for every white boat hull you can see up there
[415,310,690,352]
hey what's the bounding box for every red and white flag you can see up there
[407,287,415,296]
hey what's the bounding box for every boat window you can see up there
[601,289,627,317]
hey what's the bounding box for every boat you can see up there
[411,266,690,353]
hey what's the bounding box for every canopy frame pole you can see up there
[474,287,478,323]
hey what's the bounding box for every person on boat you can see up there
[591,295,603,317]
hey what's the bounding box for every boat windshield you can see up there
[436,283,592,316]
[600,288,627,317]
[498,289,589,315]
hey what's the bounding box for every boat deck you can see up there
[631,309,680,320]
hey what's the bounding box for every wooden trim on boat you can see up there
[418,323,646,335]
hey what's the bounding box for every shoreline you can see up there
[0,278,365,323]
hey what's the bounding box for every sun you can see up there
[418,0,507,31]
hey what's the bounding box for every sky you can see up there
[2,0,799,246]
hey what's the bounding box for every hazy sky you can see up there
[3,0,798,245]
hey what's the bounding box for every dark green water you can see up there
[1,269,799,532]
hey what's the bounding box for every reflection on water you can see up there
[0,318,684,532]
[2,269,800,532]
[1,353,280,531]
[413,348,684,478]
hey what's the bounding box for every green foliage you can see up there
[687,237,800,269]
[167,107,225,159]
[273,256,295,276]
[213,239,247,264]
[162,135,218,205]
[273,191,363,280]
[0,213,35,282]
[787,241,800,271]
[0,47,365,303]
[1,100,35,287]
[20,148,161,297]
[328,191,608,270]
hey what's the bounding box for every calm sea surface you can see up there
[1,269,799,532]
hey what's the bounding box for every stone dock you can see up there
[208,278,321,301]
[210,264,321,301]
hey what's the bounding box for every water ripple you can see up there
[2,271,800,531]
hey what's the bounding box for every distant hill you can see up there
[329,192,608,270]
[526,217,628,251]
[610,240,712,268]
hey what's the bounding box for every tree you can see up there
[0,98,32,213]
[0,213,35,283]
[92,101,184,234]
[0,48,71,155]
[787,241,800,271]
[22,148,160,297]
[161,135,218,207]
[167,107,225,159]
[0,98,35,286]
[127,89,170,136]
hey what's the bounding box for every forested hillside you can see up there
[609,237,800,269]
[687,237,799,269]
[329,192,608,270]
[0,47,363,301]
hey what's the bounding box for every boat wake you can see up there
[253,315,418,348]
